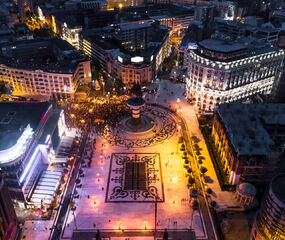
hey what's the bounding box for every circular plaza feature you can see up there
[119,114,154,133]
[106,104,177,148]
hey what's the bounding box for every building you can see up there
[185,35,285,111]
[79,0,107,10]
[0,101,66,205]
[215,17,280,46]
[115,23,152,52]
[0,177,19,240]
[0,38,91,100]
[234,182,257,206]
[79,22,171,87]
[194,5,214,24]
[213,1,236,20]
[251,174,285,240]
[271,66,285,103]
[212,103,285,185]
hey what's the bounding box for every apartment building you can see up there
[0,38,91,100]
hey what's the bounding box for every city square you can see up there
[62,86,207,239]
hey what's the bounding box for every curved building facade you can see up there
[0,102,66,204]
[251,174,285,240]
[186,38,285,111]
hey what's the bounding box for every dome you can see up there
[238,182,257,197]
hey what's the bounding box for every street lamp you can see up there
[117,220,122,230]
[143,220,148,230]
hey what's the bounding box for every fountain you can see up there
[120,83,154,132]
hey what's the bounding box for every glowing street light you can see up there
[117,220,122,229]
[143,220,148,230]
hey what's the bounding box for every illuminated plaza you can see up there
[62,82,207,239]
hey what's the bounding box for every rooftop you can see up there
[0,38,88,74]
[271,174,285,205]
[0,101,51,151]
[199,38,246,53]
[217,104,285,155]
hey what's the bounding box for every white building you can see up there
[185,36,285,111]
[0,102,66,205]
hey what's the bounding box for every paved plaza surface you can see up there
[62,95,206,239]
[61,80,236,240]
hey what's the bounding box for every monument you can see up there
[120,83,153,132]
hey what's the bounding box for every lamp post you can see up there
[154,195,158,238]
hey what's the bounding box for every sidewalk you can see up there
[154,80,235,209]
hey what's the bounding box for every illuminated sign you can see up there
[131,56,144,63]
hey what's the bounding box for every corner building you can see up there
[251,175,285,240]
[186,37,285,111]
[0,102,66,205]
[0,38,91,100]
[212,103,285,185]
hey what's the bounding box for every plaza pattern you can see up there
[106,153,164,202]
[106,105,177,148]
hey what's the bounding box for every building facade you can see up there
[0,38,91,100]
[79,22,171,87]
[186,37,285,111]
[0,178,19,240]
[0,102,66,205]
[251,174,285,240]
[212,103,285,185]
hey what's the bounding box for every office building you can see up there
[212,103,285,185]
[251,174,285,240]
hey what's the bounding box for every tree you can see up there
[70,201,75,209]
[210,200,217,208]
[192,199,199,210]
[206,188,212,194]
[200,166,208,175]
[0,81,6,96]
[191,135,198,142]
[56,189,62,195]
[113,78,124,93]
[60,178,65,184]
[188,177,195,185]
[75,179,81,184]
[50,201,57,209]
